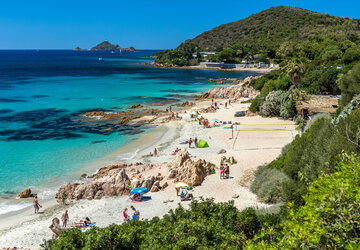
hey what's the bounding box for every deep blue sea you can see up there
[0,50,258,213]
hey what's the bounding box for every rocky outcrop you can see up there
[56,169,131,201]
[217,149,227,154]
[16,188,35,198]
[199,76,260,99]
[129,104,144,109]
[55,150,214,202]
[169,150,215,186]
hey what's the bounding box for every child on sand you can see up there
[61,192,66,205]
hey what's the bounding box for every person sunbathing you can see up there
[74,217,94,227]
[180,190,193,201]
[131,193,142,201]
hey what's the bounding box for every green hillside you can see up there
[189,6,360,53]
[155,6,360,65]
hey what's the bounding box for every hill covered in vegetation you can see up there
[190,6,360,53]
[155,6,360,66]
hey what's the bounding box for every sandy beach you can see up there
[0,97,297,249]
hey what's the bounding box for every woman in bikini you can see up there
[220,164,225,179]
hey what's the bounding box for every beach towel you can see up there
[163,200,174,203]
[131,200,144,203]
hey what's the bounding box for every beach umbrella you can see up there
[212,118,219,121]
[175,182,189,188]
[131,187,148,194]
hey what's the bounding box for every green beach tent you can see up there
[198,140,209,148]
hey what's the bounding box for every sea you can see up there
[0,50,258,214]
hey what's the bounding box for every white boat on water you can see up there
[98,57,103,61]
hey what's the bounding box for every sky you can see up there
[0,0,359,50]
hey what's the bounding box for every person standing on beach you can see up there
[33,195,41,214]
[123,208,129,222]
[61,210,69,228]
[61,192,66,205]
[131,206,140,221]
[189,138,192,148]
[220,164,225,179]
[225,165,230,179]
[194,137,198,147]
[154,148,158,157]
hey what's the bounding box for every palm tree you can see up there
[286,58,304,88]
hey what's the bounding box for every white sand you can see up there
[0,99,297,249]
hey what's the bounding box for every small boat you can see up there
[98,57,103,61]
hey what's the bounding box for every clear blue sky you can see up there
[0,0,359,49]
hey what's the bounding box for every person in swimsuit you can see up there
[61,210,69,228]
[33,195,41,214]
[225,165,230,179]
[123,208,129,222]
[220,164,225,179]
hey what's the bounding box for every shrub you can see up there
[248,153,360,248]
[259,90,287,117]
[44,198,272,249]
[249,94,266,113]
[251,166,290,203]
[337,62,360,107]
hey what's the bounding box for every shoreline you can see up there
[152,63,276,73]
[0,96,297,248]
[0,78,297,248]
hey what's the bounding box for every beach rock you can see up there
[170,150,215,186]
[232,194,239,199]
[162,182,168,189]
[229,156,237,164]
[217,149,227,154]
[167,169,177,179]
[80,173,87,178]
[199,76,260,99]
[56,169,131,201]
[129,104,144,109]
[151,186,159,192]
[17,188,33,198]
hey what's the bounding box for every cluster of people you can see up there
[220,164,230,179]
[149,148,158,157]
[188,137,198,148]
[123,206,140,222]
[172,147,181,155]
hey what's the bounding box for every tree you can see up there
[285,58,304,88]
[337,63,360,106]
[217,48,237,63]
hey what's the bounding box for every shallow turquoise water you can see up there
[0,50,259,200]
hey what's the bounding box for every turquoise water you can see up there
[0,50,259,204]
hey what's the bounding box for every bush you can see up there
[44,198,275,249]
[249,94,266,113]
[251,166,290,203]
[248,153,360,248]
[337,62,360,107]
[259,90,287,117]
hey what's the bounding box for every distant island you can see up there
[74,41,136,51]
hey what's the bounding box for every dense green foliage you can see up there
[337,63,360,107]
[252,108,360,206]
[191,6,360,54]
[250,165,290,203]
[43,198,282,249]
[248,153,360,248]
